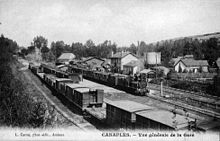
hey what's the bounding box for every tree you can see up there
[191,39,203,60]
[71,42,85,58]
[50,41,65,58]
[155,46,172,67]
[41,46,50,53]
[21,48,28,56]
[183,42,194,56]
[85,39,95,48]
[128,43,137,54]
[27,46,35,54]
[33,36,48,49]
[203,38,220,67]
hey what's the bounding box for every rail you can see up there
[147,93,220,119]
[147,83,220,102]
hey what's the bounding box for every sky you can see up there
[0,0,220,47]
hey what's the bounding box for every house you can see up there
[174,57,209,73]
[82,57,105,71]
[110,51,138,73]
[101,58,111,72]
[56,53,76,65]
[123,60,145,75]
[169,56,183,67]
[170,55,194,67]
[123,60,139,75]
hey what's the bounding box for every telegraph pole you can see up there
[160,78,163,97]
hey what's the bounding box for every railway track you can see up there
[147,83,220,105]
[146,83,220,119]
[147,93,220,119]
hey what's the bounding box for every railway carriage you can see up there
[65,83,104,111]
[55,78,74,93]
[56,70,69,78]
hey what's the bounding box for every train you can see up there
[29,63,104,112]
[67,65,149,96]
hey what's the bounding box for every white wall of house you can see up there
[133,66,138,74]
[121,54,138,70]
[123,66,138,75]
[174,61,186,72]
[202,66,208,72]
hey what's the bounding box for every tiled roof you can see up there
[58,53,75,60]
[124,60,139,67]
[181,59,208,67]
[111,52,132,58]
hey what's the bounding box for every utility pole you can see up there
[161,78,163,97]
[137,41,140,57]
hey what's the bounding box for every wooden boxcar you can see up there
[105,100,194,130]
[65,83,104,111]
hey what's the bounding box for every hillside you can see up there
[152,32,220,45]
[132,32,220,67]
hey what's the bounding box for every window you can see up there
[90,93,97,103]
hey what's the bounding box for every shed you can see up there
[83,57,105,71]
[58,53,76,60]
[56,53,76,65]
[105,100,154,129]
[123,60,140,75]
[136,110,194,130]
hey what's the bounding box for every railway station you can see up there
[28,62,220,131]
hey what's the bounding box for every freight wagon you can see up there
[30,63,104,112]
[105,100,195,130]
[68,66,148,96]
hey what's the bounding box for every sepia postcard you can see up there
[0,0,220,140]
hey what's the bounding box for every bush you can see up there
[0,35,55,128]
